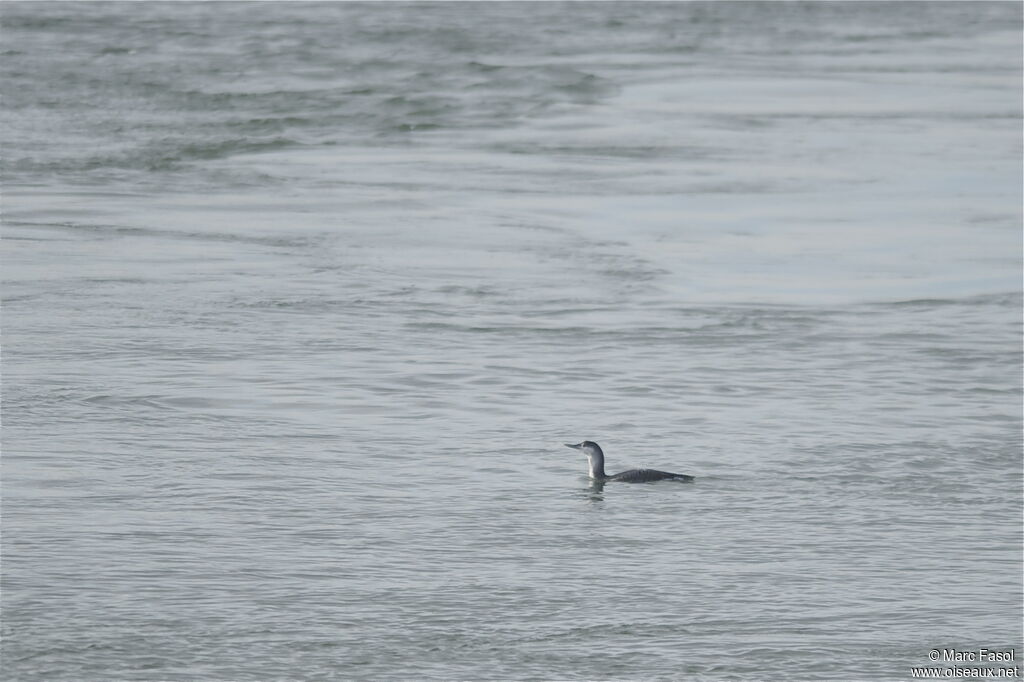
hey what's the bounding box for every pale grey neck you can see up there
[587,452,607,479]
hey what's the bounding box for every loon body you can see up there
[565,441,694,483]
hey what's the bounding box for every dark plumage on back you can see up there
[609,468,694,483]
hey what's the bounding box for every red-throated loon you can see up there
[564,441,695,483]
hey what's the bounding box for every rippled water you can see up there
[2,3,1022,680]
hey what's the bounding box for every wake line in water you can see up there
[8,136,302,175]
[9,220,320,249]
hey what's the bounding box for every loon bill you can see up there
[564,441,694,483]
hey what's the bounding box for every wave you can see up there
[6,136,301,175]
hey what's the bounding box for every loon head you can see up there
[564,441,606,478]
[565,441,603,457]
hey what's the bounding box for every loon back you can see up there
[564,441,694,483]
[609,468,695,483]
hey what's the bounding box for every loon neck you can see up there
[587,454,607,479]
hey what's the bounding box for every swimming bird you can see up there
[564,441,694,483]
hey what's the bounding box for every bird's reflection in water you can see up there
[581,478,605,502]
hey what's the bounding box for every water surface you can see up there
[2,2,1022,680]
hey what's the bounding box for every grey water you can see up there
[2,2,1022,680]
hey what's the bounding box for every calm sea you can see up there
[2,2,1022,680]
